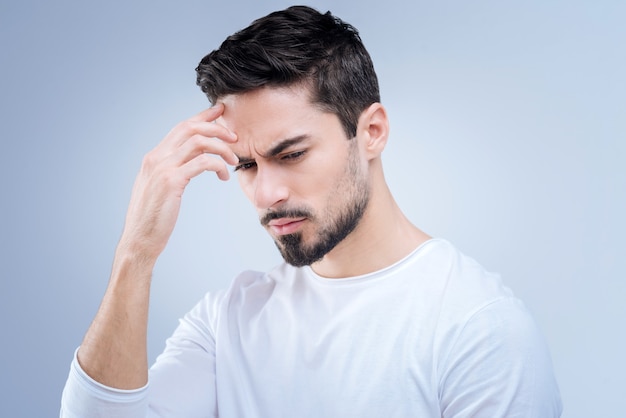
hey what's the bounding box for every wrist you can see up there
[110,240,158,287]
[115,234,161,267]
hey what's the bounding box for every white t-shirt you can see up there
[61,239,562,417]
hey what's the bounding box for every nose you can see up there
[251,165,290,210]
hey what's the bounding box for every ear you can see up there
[356,103,389,160]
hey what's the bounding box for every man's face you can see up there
[218,85,370,266]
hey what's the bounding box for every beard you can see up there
[263,192,369,267]
[260,146,370,267]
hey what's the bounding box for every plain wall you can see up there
[1,0,624,416]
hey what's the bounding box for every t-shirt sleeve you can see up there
[438,297,563,417]
[60,349,149,418]
[147,290,223,417]
[60,291,223,418]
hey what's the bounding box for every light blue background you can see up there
[1,1,624,416]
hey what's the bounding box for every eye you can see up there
[281,150,306,161]
[234,161,257,172]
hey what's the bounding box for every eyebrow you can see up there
[235,134,311,163]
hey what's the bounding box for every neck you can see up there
[311,173,430,279]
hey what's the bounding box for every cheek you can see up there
[237,174,255,203]
[302,150,347,187]
[287,167,333,205]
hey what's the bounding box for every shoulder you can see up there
[180,263,299,325]
[196,263,304,316]
[418,240,563,416]
[437,297,562,416]
[227,263,301,295]
[409,239,515,316]
[421,240,545,360]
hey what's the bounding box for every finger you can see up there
[188,104,237,141]
[188,103,225,123]
[160,105,237,148]
[167,134,238,167]
[162,121,237,152]
[180,152,232,181]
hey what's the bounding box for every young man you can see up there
[61,6,562,417]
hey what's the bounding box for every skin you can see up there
[219,86,370,268]
[77,84,430,390]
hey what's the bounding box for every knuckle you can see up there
[198,153,215,166]
[141,152,158,170]
[190,135,208,150]
[161,170,182,189]
[177,119,196,133]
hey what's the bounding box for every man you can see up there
[61,6,562,417]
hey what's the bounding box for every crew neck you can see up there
[303,238,442,285]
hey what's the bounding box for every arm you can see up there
[147,290,225,416]
[76,104,238,390]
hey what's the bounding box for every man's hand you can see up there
[120,104,238,263]
[77,105,237,389]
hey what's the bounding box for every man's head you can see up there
[217,85,377,268]
[196,5,380,138]
[199,7,389,269]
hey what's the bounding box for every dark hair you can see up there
[196,5,380,138]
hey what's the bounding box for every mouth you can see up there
[267,217,307,236]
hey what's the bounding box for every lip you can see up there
[267,218,306,236]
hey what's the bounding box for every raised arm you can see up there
[77,104,238,389]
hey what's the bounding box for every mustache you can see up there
[260,208,313,226]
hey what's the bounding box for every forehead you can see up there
[216,86,342,156]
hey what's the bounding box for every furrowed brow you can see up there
[235,135,311,163]
[262,135,310,158]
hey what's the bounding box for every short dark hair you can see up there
[196,5,380,138]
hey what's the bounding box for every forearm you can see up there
[70,104,236,391]
[77,244,155,390]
